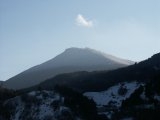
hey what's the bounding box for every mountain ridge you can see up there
[4,47,134,89]
[23,52,160,93]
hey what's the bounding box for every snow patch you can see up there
[84,82,142,107]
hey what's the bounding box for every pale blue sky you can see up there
[0,0,160,80]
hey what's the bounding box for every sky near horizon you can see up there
[0,0,160,81]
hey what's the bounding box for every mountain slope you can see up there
[0,81,3,85]
[4,47,133,89]
[2,53,160,120]
[18,52,160,120]
[26,52,160,92]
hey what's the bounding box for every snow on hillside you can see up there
[84,81,143,107]
[84,81,144,119]
[4,90,80,120]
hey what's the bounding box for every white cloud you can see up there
[76,14,93,27]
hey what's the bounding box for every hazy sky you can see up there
[0,0,160,80]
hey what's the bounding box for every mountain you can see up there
[25,52,160,93]
[1,53,160,120]
[25,52,159,120]
[4,47,133,89]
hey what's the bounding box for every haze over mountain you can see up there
[4,47,134,89]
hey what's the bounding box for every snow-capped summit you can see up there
[4,47,134,89]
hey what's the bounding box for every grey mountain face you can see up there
[0,81,3,86]
[4,47,134,89]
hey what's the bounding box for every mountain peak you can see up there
[65,47,81,51]
[64,47,93,52]
[60,47,134,65]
